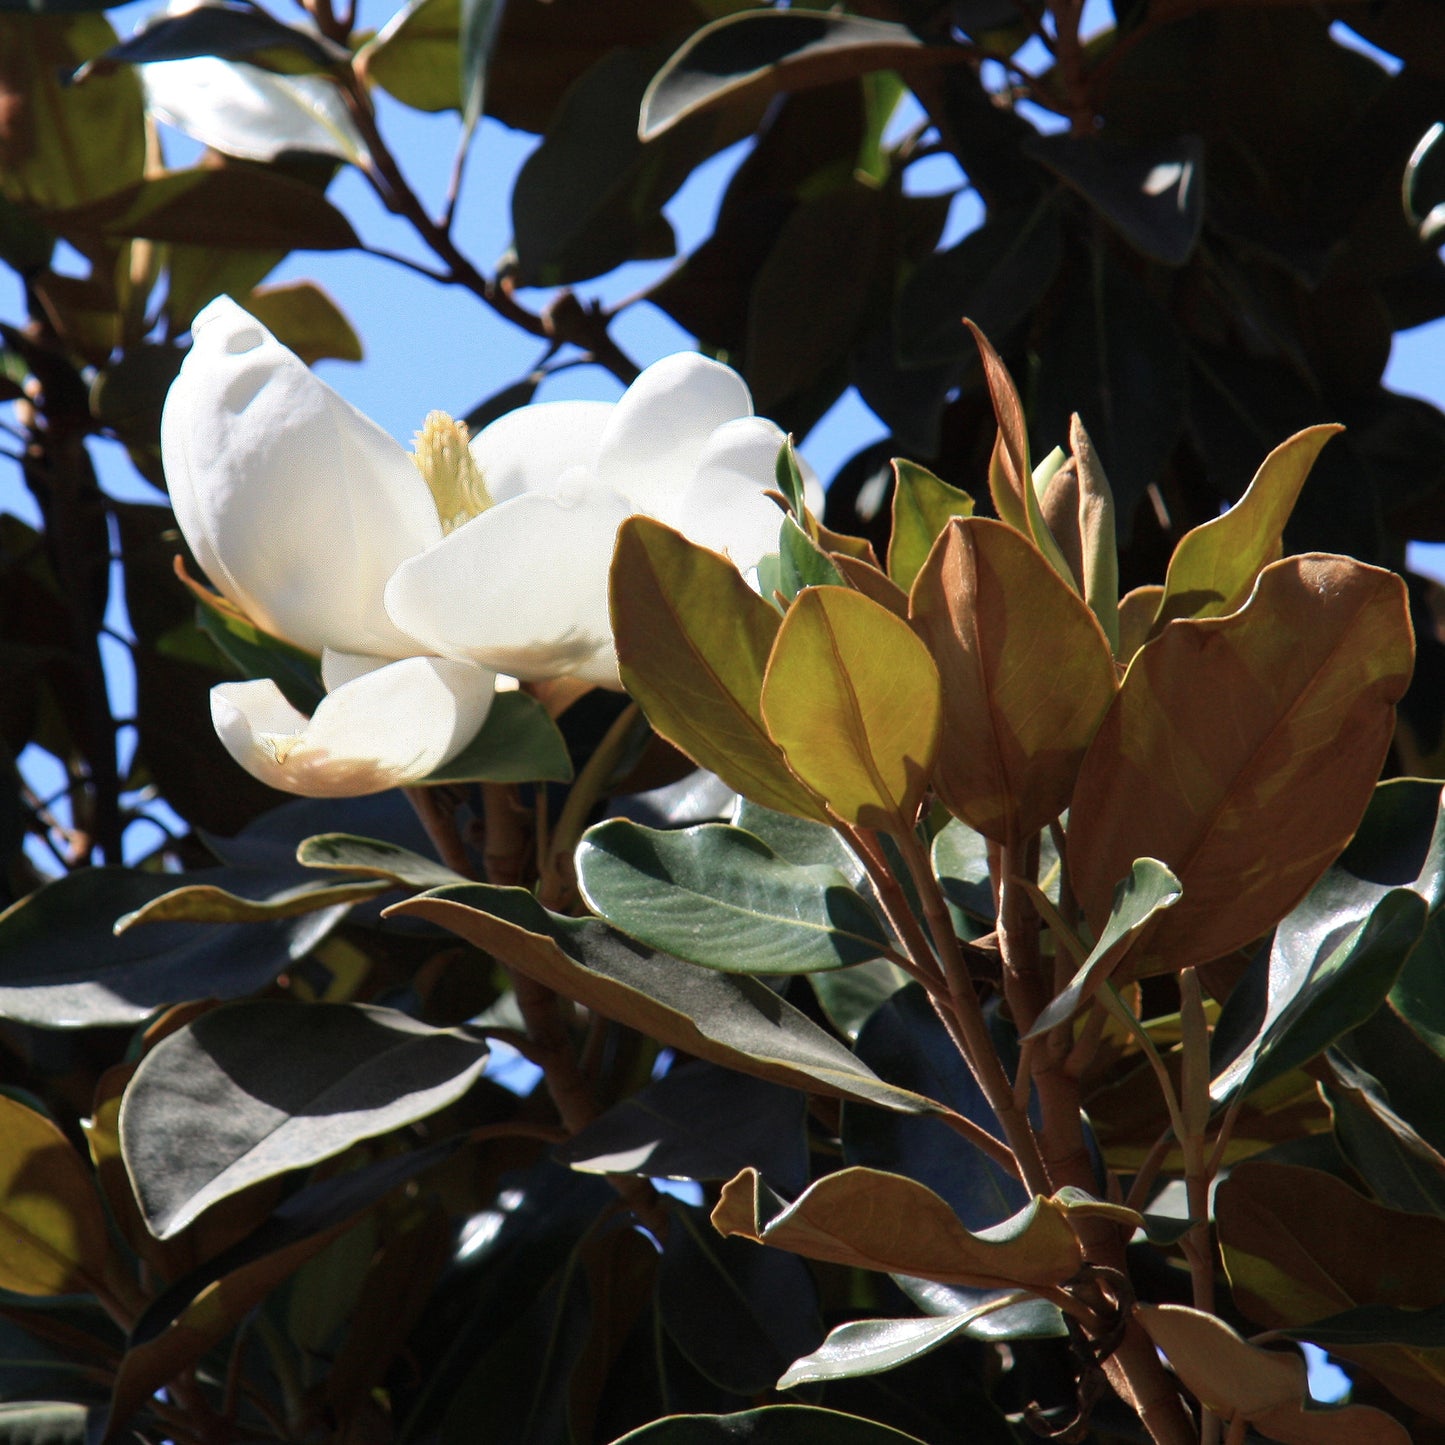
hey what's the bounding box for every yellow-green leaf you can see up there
[0,1095,111,1298]
[243,282,362,365]
[762,586,941,831]
[887,458,975,593]
[611,517,826,822]
[910,518,1116,844]
[356,0,462,113]
[1152,424,1341,633]
[1067,555,1413,975]
[712,1167,1082,1292]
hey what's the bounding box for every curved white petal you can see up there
[142,58,368,165]
[384,489,631,683]
[661,416,791,575]
[596,353,753,515]
[469,400,612,505]
[163,296,442,659]
[211,657,495,797]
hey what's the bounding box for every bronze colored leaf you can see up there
[762,586,941,831]
[711,1167,1083,1292]
[910,518,1117,844]
[1116,584,1162,665]
[1041,415,1120,655]
[611,517,826,822]
[1067,556,1413,975]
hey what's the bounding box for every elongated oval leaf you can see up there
[355,0,460,112]
[887,459,975,594]
[762,586,940,831]
[576,820,890,974]
[0,1097,111,1297]
[611,517,826,822]
[295,833,465,889]
[612,1406,930,1444]
[388,885,942,1118]
[1067,556,1413,974]
[640,10,941,141]
[115,877,385,929]
[712,1167,1085,1291]
[84,5,345,72]
[910,517,1117,844]
[1152,424,1341,632]
[120,1001,490,1237]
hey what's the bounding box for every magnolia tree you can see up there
[5,2,1445,1444]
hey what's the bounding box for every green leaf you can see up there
[190,587,324,713]
[809,958,910,1042]
[778,515,845,600]
[1211,888,1428,1104]
[459,0,503,127]
[1026,859,1182,1037]
[1068,556,1414,976]
[0,866,343,1028]
[640,9,940,141]
[1277,1302,1445,1350]
[242,281,361,365]
[612,517,826,823]
[113,875,386,930]
[886,459,975,594]
[120,1000,490,1237]
[422,688,573,784]
[777,1295,1061,1388]
[909,517,1116,844]
[296,833,465,890]
[358,0,462,113]
[81,5,345,74]
[761,586,941,831]
[1153,424,1341,632]
[0,1097,111,1297]
[576,820,891,974]
[1025,133,1204,267]
[45,167,359,252]
[774,436,807,519]
[613,1406,931,1444]
[389,884,944,1117]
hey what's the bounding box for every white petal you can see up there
[321,649,390,691]
[595,353,754,515]
[142,58,368,165]
[663,416,791,575]
[384,489,631,684]
[163,296,442,658]
[210,657,496,797]
[469,400,613,504]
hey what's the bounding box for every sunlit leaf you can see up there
[85,5,345,75]
[1067,556,1413,975]
[295,833,464,890]
[357,0,461,113]
[910,518,1116,844]
[762,586,940,831]
[241,281,361,365]
[576,820,890,973]
[887,459,975,594]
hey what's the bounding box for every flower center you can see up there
[412,411,492,534]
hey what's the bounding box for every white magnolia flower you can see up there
[163,296,802,795]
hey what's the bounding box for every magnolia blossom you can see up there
[162,297,802,796]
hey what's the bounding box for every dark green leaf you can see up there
[774,436,807,519]
[1026,133,1204,266]
[78,4,346,76]
[296,833,465,890]
[809,958,910,1042]
[610,1405,931,1444]
[424,689,573,784]
[120,1000,490,1237]
[191,590,324,713]
[461,373,540,432]
[1406,122,1445,242]
[391,885,944,1117]
[1279,1302,1445,1349]
[0,866,343,1028]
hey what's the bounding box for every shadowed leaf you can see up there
[612,1405,930,1444]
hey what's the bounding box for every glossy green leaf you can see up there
[389,884,943,1118]
[423,688,573,784]
[611,1405,929,1444]
[1153,424,1341,632]
[1025,133,1204,266]
[909,518,1116,844]
[762,586,940,831]
[778,515,845,600]
[83,4,345,74]
[777,1294,1059,1388]
[1212,889,1427,1104]
[45,167,359,252]
[1027,859,1183,1037]
[0,1096,111,1297]
[0,866,343,1028]
[0,15,144,209]
[886,459,975,594]
[358,0,461,113]
[295,833,465,890]
[809,959,910,1042]
[576,819,890,974]
[189,585,324,712]
[774,435,808,519]
[120,1000,490,1237]
[640,9,940,141]
[712,1167,1123,1292]
[113,875,385,930]
[612,517,825,822]
[1068,556,1414,975]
